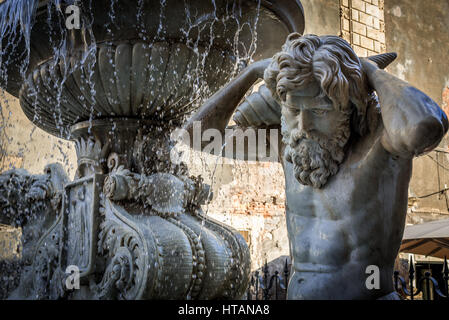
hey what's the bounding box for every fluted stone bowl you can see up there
[1,0,305,138]
[19,41,236,136]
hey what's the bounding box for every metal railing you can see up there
[246,256,449,300]
[394,256,449,300]
[247,259,290,300]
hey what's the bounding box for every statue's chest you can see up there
[283,159,358,221]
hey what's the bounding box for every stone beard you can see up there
[282,113,351,189]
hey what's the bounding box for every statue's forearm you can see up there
[368,68,448,157]
[184,67,259,140]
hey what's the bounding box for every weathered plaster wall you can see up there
[301,0,341,36]
[385,0,449,106]
[384,0,449,221]
[0,225,21,260]
[0,91,77,178]
[187,149,288,270]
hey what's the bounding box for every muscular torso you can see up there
[280,120,412,299]
[231,83,432,299]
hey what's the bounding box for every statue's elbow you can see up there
[386,87,448,157]
[406,116,446,156]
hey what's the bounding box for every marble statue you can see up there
[185,33,449,299]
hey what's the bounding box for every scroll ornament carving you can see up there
[93,160,249,300]
[90,203,147,300]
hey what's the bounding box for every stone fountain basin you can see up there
[1,0,304,138]
[19,41,236,137]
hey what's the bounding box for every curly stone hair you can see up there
[264,33,376,136]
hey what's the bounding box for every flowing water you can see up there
[0,0,263,298]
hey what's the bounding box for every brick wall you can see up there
[340,0,386,56]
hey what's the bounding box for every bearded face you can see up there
[283,118,350,188]
[281,87,352,189]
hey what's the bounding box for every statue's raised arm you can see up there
[182,58,282,161]
[184,32,448,164]
[184,59,272,138]
[361,58,448,158]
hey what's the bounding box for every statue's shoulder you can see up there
[233,84,281,128]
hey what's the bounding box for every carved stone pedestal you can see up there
[16,119,250,300]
